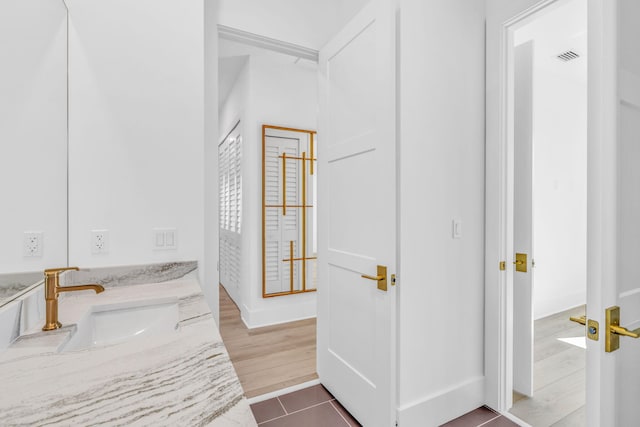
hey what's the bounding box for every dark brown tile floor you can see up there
[250,384,519,426]
[250,384,360,426]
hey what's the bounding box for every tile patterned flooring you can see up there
[441,407,519,427]
[250,384,360,426]
[250,384,519,426]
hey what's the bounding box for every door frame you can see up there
[484,0,607,414]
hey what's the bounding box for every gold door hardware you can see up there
[499,261,506,271]
[570,315,599,341]
[569,315,586,325]
[42,267,105,331]
[605,306,640,352]
[362,265,388,291]
[513,253,527,273]
[391,274,396,286]
[588,319,599,341]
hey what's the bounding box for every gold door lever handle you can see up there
[605,306,640,352]
[610,324,640,339]
[569,315,587,326]
[361,265,388,291]
[361,274,385,281]
[513,260,524,265]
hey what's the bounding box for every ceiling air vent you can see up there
[556,50,580,62]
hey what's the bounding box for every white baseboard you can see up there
[397,376,485,426]
[534,291,585,320]
[241,300,316,329]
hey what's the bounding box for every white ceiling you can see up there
[217,0,370,51]
[218,0,364,108]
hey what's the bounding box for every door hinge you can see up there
[499,261,506,271]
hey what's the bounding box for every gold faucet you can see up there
[42,267,105,331]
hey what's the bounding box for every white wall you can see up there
[219,52,318,328]
[0,1,67,273]
[532,64,587,319]
[398,0,486,424]
[515,0,588,319]
[66,0,212,307]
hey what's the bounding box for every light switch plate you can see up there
[452,219,462,239]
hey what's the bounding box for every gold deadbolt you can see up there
[605,306,640,352]
[362,265,388,291]
[569,315,599,341]
[513,253,527,273]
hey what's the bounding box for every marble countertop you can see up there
[0,276,256,426]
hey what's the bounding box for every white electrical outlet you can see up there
[153,228,177,250]
[23,232,43,257]
[91,229,109,254]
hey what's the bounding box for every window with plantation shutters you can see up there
[262,125,317,297]
[219,123,242,294]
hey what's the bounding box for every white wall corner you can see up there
[397,376,485,426]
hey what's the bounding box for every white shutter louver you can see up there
[219,124,242,296]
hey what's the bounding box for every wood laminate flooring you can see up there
[510,305,586,426]
[219,285,318,398]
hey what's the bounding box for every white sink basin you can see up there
[59,298,179,352]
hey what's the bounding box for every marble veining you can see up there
[0,276,256,426]
[61,261,198,289]
[0,272,42,306]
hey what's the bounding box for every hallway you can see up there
[219,285,318,398]
[510,305,586,426]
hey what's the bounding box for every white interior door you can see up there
[586,1,640,425]
[513,41,534,398]
[317,1,396,426]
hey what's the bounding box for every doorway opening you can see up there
[508,0,588,425]
[217,32,320,399]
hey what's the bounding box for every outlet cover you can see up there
[24,232,43,257]
[91,229,109,254]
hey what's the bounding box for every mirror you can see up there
[0,1,68,306]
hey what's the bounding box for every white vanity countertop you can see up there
[0,277,257,426]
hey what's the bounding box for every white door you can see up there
[317,0,396,426]
[513,41,534,398]
[586,1,640,425]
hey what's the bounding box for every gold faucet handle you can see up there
[44,266,79,277]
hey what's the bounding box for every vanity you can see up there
[0,264,256,426]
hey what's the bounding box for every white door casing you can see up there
[513,41,535,398]
[317,0,397,426]
[485,0,554,411]
[587,0,640,425]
